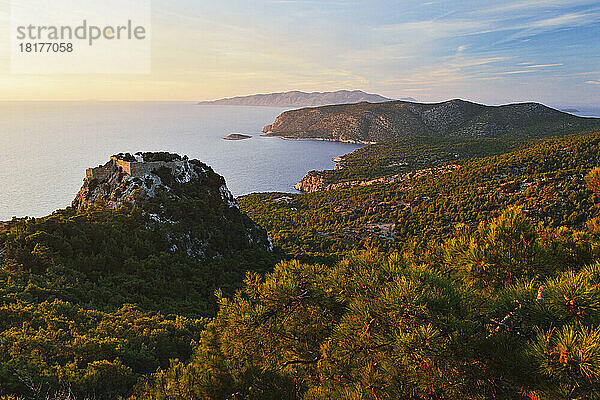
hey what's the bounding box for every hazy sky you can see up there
[0,0,599,105]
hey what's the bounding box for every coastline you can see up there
[0,102,359,220]
[262,134,375,145]
[260,135,369,193]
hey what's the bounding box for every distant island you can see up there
[223,133,252,140]
[263,99,600,143]
[198,90,416,108]
[560,108,580,113]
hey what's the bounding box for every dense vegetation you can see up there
[0,204,277,398]
[0,155,278,399]
[0,206,276,316]
[2,129,600,398]
[0,301,203,399]
[241,131,600,257]
[133,209,600,399]
[300,136,525,186]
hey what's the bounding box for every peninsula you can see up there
[263,99,600,143]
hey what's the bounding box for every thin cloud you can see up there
[498,70,538,74]
[449,57,507,68]
[525,63,563,68]
[528,12,598,28]
[490,11,600,45]
[474,0,599,15]
[375,20,488,38]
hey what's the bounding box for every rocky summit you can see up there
[72,152,272,260]
[73,152,236,211]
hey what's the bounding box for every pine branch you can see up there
[280,355,320,370]
[486,301,527,339]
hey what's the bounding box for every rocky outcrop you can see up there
[73,153,215,211]
[73,152,272,259]
[199,90,398,108]
[263,99,600,143]
[294,173,328,192]
[295,164,461,193]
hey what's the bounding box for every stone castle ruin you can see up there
[86,153,186,181]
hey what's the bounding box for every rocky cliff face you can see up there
[73,153,230,211]
[73,152,271,259]
[295,164,461,193]
[263,99,600,143]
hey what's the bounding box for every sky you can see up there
[0,0,599,106]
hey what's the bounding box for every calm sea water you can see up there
[0,102,361,220]
[569,106,600,118]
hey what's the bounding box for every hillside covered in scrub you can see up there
[262,99,600,143]
[2,133,600,399]
[0,153,277,398]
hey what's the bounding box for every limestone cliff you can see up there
[73,152,271,259]
[73,153,232,211]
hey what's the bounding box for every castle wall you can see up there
[111,157,134,175]
[109,157,184,177]
[85,157,185,184]
[86,165,112,181]
[130,161,178,176]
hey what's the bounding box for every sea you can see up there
[1,102,598,221]
[0,102,361,220]
[567,106,600,118]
